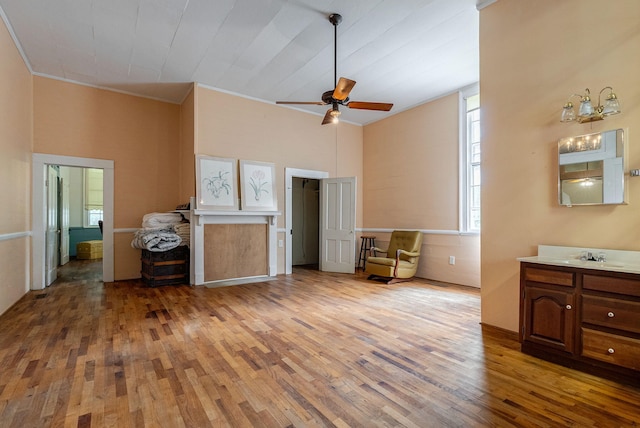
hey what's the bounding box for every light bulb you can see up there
[579,97,594,117]
[560,102,576,122]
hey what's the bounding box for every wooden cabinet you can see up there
[520,262,640,386]
[522,285,575,353]
[582,328,640,371]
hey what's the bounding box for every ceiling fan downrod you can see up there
[329,13,342,88]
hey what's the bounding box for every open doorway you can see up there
[291,177,320,269]
[285,168,328,274]
[33,154,114,290]
[285,168,357,275]
[56,166,104,283]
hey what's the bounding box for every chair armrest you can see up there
[396,249,420,259]
[369,246,386,256]
[393,249,420,277]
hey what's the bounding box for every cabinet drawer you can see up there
[582,295,640,334]
[583,274,640,297]
[524,267,574,287]
[582,328,640,371]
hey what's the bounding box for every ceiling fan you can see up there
[276,13,393,125]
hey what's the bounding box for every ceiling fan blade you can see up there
[333,77,356,101]
[276,101,326,105]
[347,101,393,111]
[321,109,334,125]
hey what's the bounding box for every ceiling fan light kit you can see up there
[276,13,393,125]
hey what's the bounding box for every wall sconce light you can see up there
[560,87,620,123]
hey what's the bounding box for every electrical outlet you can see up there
[278,239,283,248]
[449,256,455,265]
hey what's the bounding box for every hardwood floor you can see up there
[0,260,639,427]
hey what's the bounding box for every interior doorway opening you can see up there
[50,166,105,285]
[33,154,114,290]
[285,168,356,275]
[285,168,329,274]
[291,177,320,269]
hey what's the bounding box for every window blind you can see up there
[84,168,103,210]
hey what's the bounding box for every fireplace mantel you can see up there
[190,205,281,286]
[193,209,280,225]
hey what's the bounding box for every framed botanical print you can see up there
[196,155,238,210]
[239,160,277,211]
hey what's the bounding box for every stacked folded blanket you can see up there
[131,229,181,252]
[142,212,183,228]
[173,223,190,247]
[131,212,190,252]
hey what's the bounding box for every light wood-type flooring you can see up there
[0,259,639,427]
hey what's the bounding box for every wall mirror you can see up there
[558,128,626,206]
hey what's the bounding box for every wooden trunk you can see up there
[141,246,189,287]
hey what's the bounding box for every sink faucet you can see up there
[580,251,606,262]
[580,251,607,262]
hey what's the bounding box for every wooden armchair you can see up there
[365,230,423,284]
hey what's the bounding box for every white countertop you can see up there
[518,245,640,275]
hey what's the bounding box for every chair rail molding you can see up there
[0,231,31,242]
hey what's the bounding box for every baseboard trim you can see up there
[480,323,519,341]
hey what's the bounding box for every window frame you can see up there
[459,85,480,234]
[83,168,104,228]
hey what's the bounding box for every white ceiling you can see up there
[0,0,480,125]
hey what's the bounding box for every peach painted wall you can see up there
[33,77,182,280]
[480,0,640,331]
[179,86,195,203]
[194,85,363,274]
[363,93,480,287]
[0,15,32,315]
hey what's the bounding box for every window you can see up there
[84,168,103,227]
[461,91,480,232]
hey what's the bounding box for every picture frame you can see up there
[195,155,238,210]
[239,160,277,211]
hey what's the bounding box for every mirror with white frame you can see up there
[558,129,626,206]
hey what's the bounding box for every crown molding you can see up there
[476,0,498,11]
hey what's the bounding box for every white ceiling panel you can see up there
[0,0,480,125]
[93,0,141,17]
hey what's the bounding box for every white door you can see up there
[319,177,356,273]
[59,171,70,266]
[45,165,59,285]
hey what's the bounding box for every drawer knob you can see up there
[566,304,572,310]
[607,311,615,318]
[608,348,615,354]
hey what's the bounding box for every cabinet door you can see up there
[523,286,576,353]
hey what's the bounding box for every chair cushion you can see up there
[367,257,415,268]
[367,256,396,267]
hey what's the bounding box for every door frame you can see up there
[32,153,115,289]
[45,165,60,285]
[285,168,329,274]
